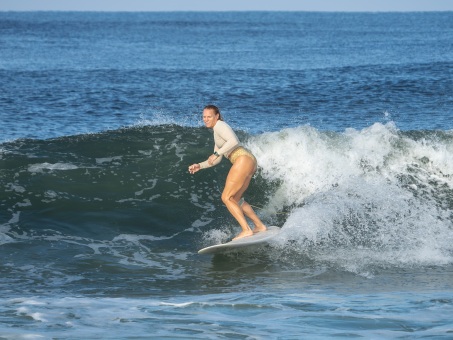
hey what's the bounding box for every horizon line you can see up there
[1,9,452,13]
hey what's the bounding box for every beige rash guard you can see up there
[199,120,240,169]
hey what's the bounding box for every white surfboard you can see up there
[198,226,281,255]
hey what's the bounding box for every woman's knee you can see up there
[221,192,233,205]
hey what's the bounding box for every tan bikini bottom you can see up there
[228,146,257,165]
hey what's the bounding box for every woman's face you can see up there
[202,109,219,129]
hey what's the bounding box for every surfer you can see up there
[188,105,267,240]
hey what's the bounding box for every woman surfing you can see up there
[188,105,267,240]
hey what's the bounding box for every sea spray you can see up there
[247,123,453,273]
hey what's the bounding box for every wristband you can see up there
[214,151,220,157]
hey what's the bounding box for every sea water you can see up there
[0,11,452,339]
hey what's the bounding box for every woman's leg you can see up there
[221,156,265,239]
[241,201,267,233]
[232,179,267,234]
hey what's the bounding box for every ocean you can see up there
[0,11,452,339]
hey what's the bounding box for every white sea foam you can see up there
[112,234,172,242]
[134,110,200,128]
[0,232,14,245]
[95,156,123,164]
[248,123,453,272]
[5,182,26,193]
[28,162,78,173]
[202,227,231,246]
[0,211,21,244]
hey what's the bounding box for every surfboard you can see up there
[198,226,281,255]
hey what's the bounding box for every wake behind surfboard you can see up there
[198,226,281,255]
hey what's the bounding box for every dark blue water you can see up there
[1,11,453,339]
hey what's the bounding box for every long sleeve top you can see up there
[199,120,240,169]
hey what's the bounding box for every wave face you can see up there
[1,123,452,277]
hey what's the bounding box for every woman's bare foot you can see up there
[232,229,253,240]
[252,225,267,234]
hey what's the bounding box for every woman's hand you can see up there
[188,163,201,174]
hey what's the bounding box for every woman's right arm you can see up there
[189,147,223,174]
[195,145,223,171]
